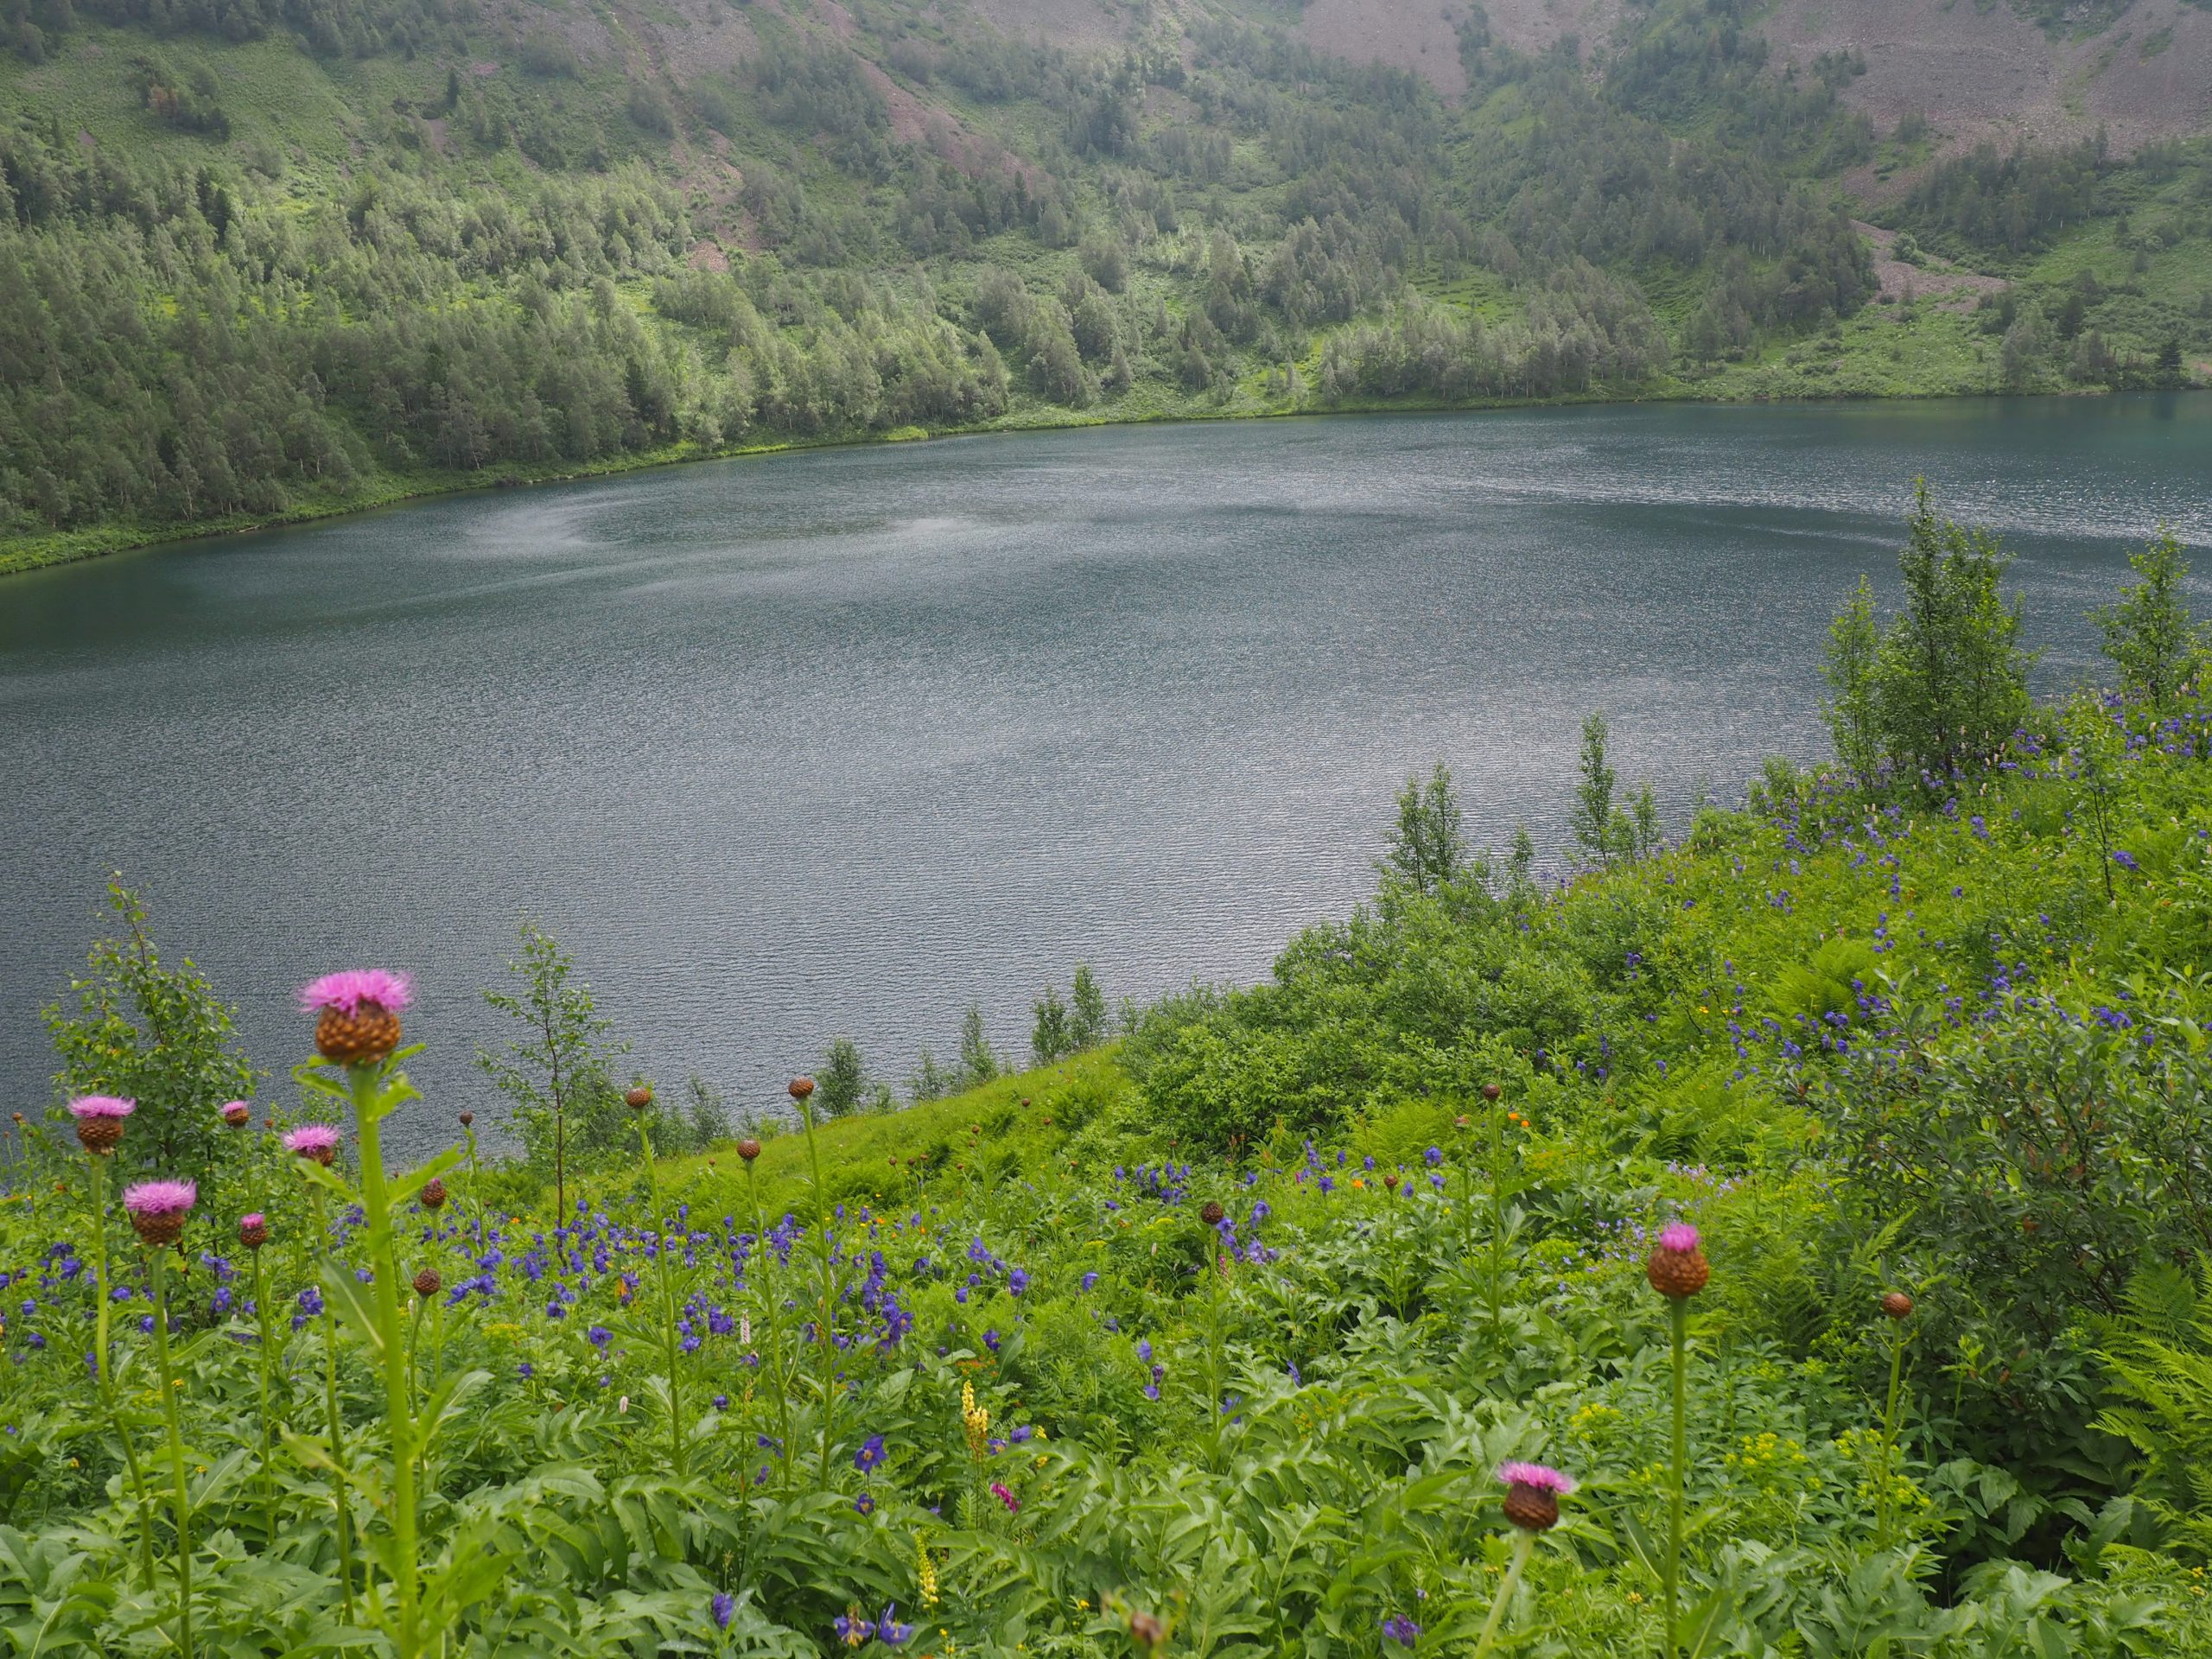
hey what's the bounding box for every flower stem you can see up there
[86,1155,159,1590]
[1487,1096,1508,1336]
[252,1249,277,1546]
[637,1115,687,1478]
[308,1185,359,1624]
[1665,1295,1688,1659]
[800,1098,837,1491]
[744,1160,794,1489]
[1205,1228,1225,1473]
[1876,1325,1907,1548]
[1471,1529,1532,1659]
[149,1248,194,1659]
[346,1062,419,1657]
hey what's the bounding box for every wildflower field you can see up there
[8,508,2212,1656]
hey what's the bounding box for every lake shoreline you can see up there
[1,381,2168,581]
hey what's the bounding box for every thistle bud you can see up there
[789,1077,815,1100]
[1199,1201,1225,1227]
[300,970,412,1068]
[737,1138,762,1162]
[422,1177,448,1211]
[1482,1082,1502,1102]
[124,1179,196,1249]
[626,1084,653,1110]
[1881,1291,1914,1320]
[1646,1222,1710,1300]
[458,1110,474,1128]
[1497,1461,1575,1530]
[413,1267,442,1299]
[67,1096,134,1155]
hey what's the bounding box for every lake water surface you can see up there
[3,396,2206,1155]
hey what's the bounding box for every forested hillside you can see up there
[2,0,2208,569]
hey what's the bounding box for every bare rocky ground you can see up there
[1761,0,2212,154]
[1854,220,2009,309]
[468,0,2209,181]
[1299,0,1470,96]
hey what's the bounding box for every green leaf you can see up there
[386,1144,466,1210]
[321,1260,386,1362]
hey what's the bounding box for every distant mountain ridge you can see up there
[1,0,2205,570]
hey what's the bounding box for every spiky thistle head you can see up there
[123,1179,196,1247]
[285,1123,341,1166]
[1497,1460,1575,1530]
[1647,1220,1709,1299]
[67,1095,135,1155]
[300,969,411,1066]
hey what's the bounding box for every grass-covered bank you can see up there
[6,376,2203,582]
[7,499,2212,1653]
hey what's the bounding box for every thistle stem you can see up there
[1471,1529,1533,1659]
[252,1249,277,1547]
[149,1248,194,1659]
[1665,1295,1688,1659]
[1487,1096,1508,1336]
[1876,1326,1907,1548]
[346,1062,420,1657]
[1205,1230,1225,1473]
[87,1155,158,1590]
[308,1185,359,1624]
[744,1160,794,1489]
[800,1098,837,1491]
[637,1116,686,1478]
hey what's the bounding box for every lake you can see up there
[3,395,2205,1157]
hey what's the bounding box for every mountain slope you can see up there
[0,0,2206,573]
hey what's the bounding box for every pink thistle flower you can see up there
[67,1094,135,1154]
[285,1124,342,1166]
[1648,1220,1710,1299]
[221,1100,251,1127]
[238,1212,269,1249]
[124,1179,197,1247]
[1497,1461,1576,1496]
[1498,1460,1574,1530]
[297,969,413,1015]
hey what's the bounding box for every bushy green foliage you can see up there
[40,879,257,1203]
[10,0,2201,567]
[1821,483,2035,787]
[10,559,2212,1649]
[2097,529,2207,711]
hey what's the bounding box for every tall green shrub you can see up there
[476,919,630,1212]
[43,880,256,1211]
[2096,527,2202,712]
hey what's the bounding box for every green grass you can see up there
[652,1046,1135,1221]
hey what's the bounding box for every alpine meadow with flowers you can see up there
[8,491,2212,1658]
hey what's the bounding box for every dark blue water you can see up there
[3,396,2204,1154]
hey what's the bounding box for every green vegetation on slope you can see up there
[7,498,2212,1654]
[3,0,2207,574]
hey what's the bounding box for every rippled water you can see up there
[3,396,2204,1155]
